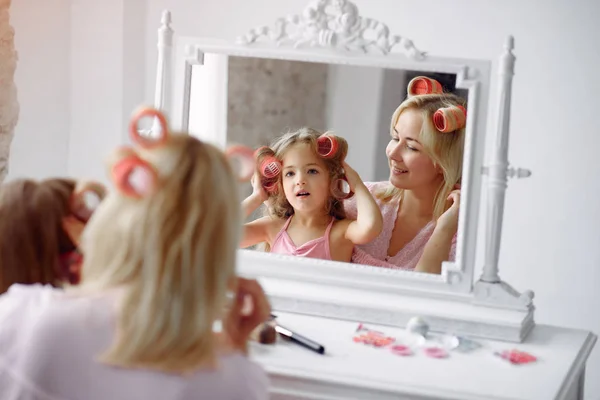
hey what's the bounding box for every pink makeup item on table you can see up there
[390,344,414,356]
[353,330,396,348]
[494,349,538,365]
[423,347,449,359]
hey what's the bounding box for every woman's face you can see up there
[386,108,443,190]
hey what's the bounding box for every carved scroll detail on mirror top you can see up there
[236,0,426,59]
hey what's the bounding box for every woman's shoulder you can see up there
[0,284,61,319]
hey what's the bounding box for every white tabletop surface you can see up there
[250,312,597,400]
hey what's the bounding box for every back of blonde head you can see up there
[382,93,466,219]
[80,134,240,373]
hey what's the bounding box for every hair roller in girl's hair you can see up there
[128,106,169,148]
[112,155,158,199]
[254,146,281,193]
[407,76,443,97]
[316,134,339,158]
[70,181,107,222]
[331,177,354,200]
[433,105,467,133]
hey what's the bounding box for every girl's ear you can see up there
[62,215,86,247]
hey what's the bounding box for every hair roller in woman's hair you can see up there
[433,105,467,133]
[407,76,443,96]
[317,134,339,158]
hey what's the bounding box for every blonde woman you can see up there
[0,108,270,399]
[344,76,466,274]
[0,178,106,293]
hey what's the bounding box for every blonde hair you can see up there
[79,134,240,373]
[378,93,466,220]
[0,178,77,293]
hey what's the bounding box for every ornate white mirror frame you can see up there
[151,1,534,342]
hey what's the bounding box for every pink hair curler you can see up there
[317,134,339,158]
[128,106,169,148]
[407,76,443,96]
[433,105,467,133]
[225,144,255,182]
[331,177,354,200]
[70,181,107,223]
[111,155,158,199]
[260,157,282,179]
[262,178,279,193]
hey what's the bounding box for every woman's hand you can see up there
[436,186,461,234]
[341,162,365,192]
[223,278,271,355]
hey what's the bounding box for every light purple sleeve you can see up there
[236,359,270,400]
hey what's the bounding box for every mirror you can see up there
[187,54,470,274]
[155,1,536,342]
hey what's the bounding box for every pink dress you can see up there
[0,284,269,400]
[343,182,457,271]
[270,216,335,261]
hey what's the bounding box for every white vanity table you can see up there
[148,1,598,398]
[250,312,595,400]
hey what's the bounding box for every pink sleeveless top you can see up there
[343,182,457,271]
[270,216,335,260]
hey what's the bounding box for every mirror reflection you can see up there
[189,55,468,274]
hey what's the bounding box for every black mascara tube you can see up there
[274,323,326,355]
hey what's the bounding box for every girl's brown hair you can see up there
[0,178,77,293]
[265,127,349,221]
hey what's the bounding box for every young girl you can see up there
[241,127,383,263]
[0,178,105,293]
[0,107,269,399]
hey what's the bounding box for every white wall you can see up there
[9,0,600,397]
[69,0,147,187]
[8,0,71,181]
[325,64,383,181]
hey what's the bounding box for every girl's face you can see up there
[386,108,443,190]
[281,143,331,215]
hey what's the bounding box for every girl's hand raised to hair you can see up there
[251,171,268,203]
[341,162,365,192]
[223,278,272,355]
